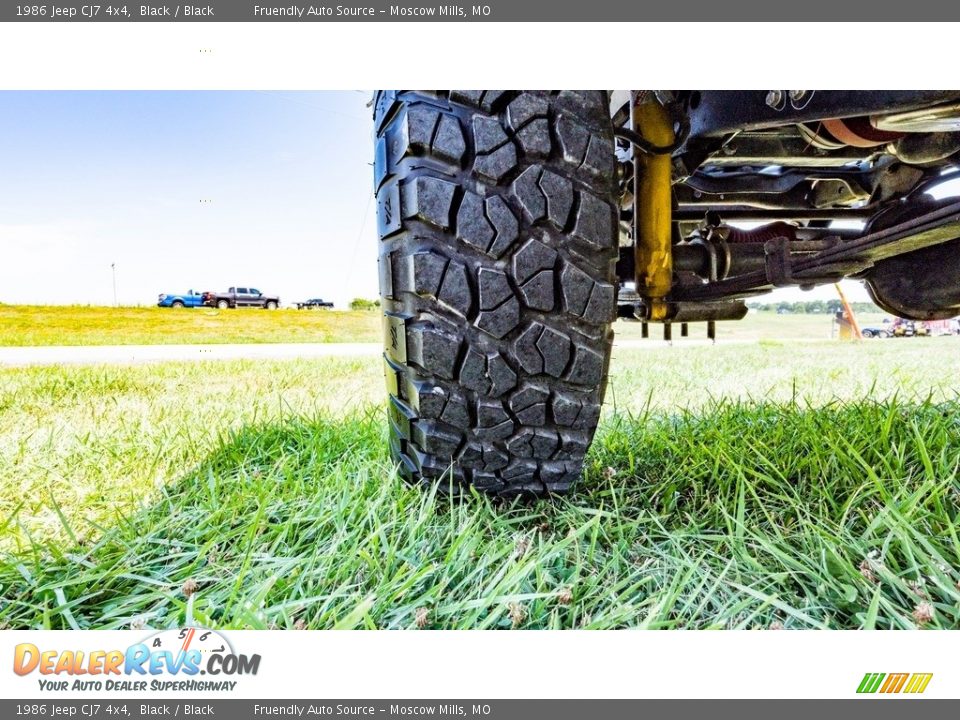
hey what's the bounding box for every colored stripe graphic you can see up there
[857,672,932,694]
[857,673,885,694]
[903,674,933,694]
[880,673,909,693]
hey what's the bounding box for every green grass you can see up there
[1,339,959,629]
[0,305,382,346]
[0,304,890,346]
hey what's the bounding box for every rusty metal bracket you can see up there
[763,236,794,287]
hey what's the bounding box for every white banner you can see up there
[1,629,951,699]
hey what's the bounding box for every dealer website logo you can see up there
[857,672,933,695]
[13,628,261,692]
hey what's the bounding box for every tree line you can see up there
[747,299,882,314]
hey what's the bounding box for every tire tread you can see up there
[375,90,617,495]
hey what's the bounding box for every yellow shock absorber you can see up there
[632,95,675,322]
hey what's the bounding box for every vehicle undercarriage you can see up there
[613,90,960,332]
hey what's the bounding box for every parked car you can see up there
[861,325,891,338]
[296,298,335,309]
[157,290,204,308]
[202,287,280,309]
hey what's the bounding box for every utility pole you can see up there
[834,282,863,340]
[111,263,117,307]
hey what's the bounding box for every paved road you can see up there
[0,342,383,366]
[0,338,771,366]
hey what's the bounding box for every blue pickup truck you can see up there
[157,290,205,308]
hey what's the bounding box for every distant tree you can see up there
[747,298,881,315]
[349,298,381,311]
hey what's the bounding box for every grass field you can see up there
[0,304,889,346]
[616,311,892,342]
[1,338,958,629]
[0,305,382,346]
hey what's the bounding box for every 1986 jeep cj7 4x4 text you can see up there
[373,90,960,496]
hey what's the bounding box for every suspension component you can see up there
[636,299,748,323]
[632,93,675,322]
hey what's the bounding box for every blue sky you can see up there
[0,91,377,307]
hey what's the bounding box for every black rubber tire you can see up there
[265,300,278,310]
[374,91,618,496]
[171,300,185,309]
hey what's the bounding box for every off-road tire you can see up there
[374,91,618,496]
